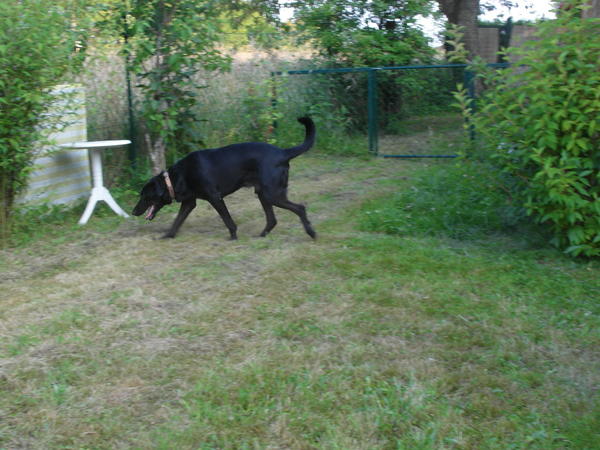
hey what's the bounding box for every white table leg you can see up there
[100,186,129,218]
[78,148,130,225]
[78,187,129,225]
[78,190,99,225]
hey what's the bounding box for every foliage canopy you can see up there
[291,0,435,66]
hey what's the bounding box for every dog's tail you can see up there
[283,117,316,160]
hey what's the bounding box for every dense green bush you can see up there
[455,2,600,257]
[292,0,434,67]
[0,0,87,243]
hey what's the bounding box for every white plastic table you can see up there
[60,140,131,225]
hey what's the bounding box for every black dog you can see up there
[132,117,316,240]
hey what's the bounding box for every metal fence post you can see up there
[368,69,379,154]
[270,71,278,132]
[464,69,476,141]
[122,14,137,170]
[464,69,476,104]
[125,66,137,169]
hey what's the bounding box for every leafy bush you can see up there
[292,0,434,67]
[455,2,600,257]
[0,0,87,242]
[360,162,528,240]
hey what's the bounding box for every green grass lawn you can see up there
[1,155,598,449]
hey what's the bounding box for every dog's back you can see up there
[198,116,315,166]
[180,117,315,196]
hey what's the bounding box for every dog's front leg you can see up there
[208,197,238,240]
[163,200,196,238]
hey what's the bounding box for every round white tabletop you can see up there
[60,140,131,149]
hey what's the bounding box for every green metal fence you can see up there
[272,63,509,158]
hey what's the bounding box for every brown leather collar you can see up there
[162,171,175,200]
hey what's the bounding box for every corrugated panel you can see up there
[20,85,90,206]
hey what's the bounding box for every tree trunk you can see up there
[145,133,167,175]
[583,0,600,18]
[438,0,480,59]
[138,2,173,176]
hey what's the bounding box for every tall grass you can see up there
[80,46,474,175]
[192,53,366,156]
[360,160,538,242]
[81,47,370,177]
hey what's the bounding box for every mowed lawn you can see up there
[1,156,599,449]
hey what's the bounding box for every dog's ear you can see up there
[152,177,167,198]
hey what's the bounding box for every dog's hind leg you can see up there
[272,197,316,239]
[208,197,238,240]
[257,193,277,237]
[163,199,196,238]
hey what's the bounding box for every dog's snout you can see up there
[132,200,147,216]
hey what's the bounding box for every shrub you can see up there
[0,0,87,242]
[455,1,600,257]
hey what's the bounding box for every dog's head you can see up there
[132,174,173,221]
